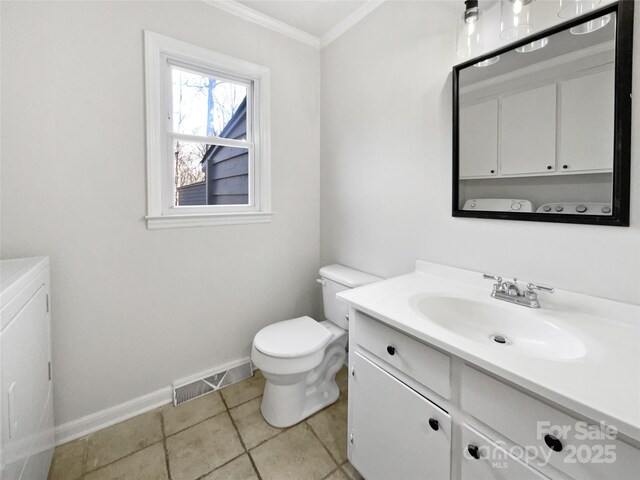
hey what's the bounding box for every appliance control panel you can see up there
[463,199,533,212]
[536,202,612,215]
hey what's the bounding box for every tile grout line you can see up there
[220,391,264,480]
[160,412,173,480]
[246,426,288,451]
[163,389,262,440]
[156,377,265,439]
[80,436,89,478]
[164,397,228,438]
[79,393,263,478]
[304,420,342,469]
[192,451,247,480]
[321,466,342,480]
[81,438,165,476]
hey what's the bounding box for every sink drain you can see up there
[490,334,511,345]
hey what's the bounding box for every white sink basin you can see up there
[410,295,587,360]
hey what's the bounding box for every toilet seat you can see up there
[254,316,332,358]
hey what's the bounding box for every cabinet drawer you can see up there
[461,424,548,480]
[462,365,640,480]
[354,313,450,399]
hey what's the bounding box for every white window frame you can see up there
[144,31,272,229]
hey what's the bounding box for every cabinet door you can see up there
[349,352,451,480]
[559,68,614,172]
[459,100,498,178]
[501,84,557,175]
[461,424,548,480]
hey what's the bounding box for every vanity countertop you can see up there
[338,261,640,442]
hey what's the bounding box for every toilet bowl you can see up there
[251,265,380,428]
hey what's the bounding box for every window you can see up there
[144,31,271,229]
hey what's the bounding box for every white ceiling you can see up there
[236,0,370,38]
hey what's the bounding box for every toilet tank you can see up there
[319,265,381,330]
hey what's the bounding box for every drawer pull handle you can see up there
[428,418,439,431]
[386,345,396,355]
[544,434,563,452]
[467,444,480,460]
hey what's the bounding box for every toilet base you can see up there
[259,339,346,428]
[260,375,340,428]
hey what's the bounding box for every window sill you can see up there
[146,211,273,230]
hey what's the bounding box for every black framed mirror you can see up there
[452,0,633,226]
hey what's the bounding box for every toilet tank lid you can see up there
[319,264,381,288]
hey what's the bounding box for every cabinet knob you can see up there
[428,418,439,431]
[544,434,563,452]
[562,165,569,169]
[490,169,495,174]
[386,345,396,356]
[547,165,552,170]
[467,444,480,460]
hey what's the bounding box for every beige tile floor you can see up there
[48,367,363,480]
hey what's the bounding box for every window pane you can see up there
[174,140,249,207]
[171,66,248,139]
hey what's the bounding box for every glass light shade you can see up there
[558,0,601,19]
[474,56,500,67]
[570,13,611,34]
[456,8,483,58]
[500,0,534,41]
[516,37,549,53]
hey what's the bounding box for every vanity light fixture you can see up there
[474,56,500,67]
[456,0,483,58]
[570,14,611,35]
[558,0,601,19]
[558,0,610,35]
[500,0,535,40]
[516,37,549,52]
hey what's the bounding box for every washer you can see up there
[462,199,533,212]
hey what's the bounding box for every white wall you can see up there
[1,1,321,426]
[320,1,640,304]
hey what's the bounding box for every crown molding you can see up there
[203,0,388,50]
[203,0,321,49]
[320,0,386,48]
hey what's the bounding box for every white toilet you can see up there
[251,264,380,428]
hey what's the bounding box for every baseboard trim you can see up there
[54,357,254,445]
[54,387,171,445]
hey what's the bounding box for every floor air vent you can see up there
[173,361,254,406]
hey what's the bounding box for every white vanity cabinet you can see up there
[347,310,640,480]
[349,352,451,480]
[460,424,548,480]
[462,365,640,480]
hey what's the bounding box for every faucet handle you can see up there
[482,273,502,284]
[527,282,554,294]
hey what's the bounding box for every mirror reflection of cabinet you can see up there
[559,68,614,173]
[459,68,613,180]
[459,100,498,178]
[501,84,557,176]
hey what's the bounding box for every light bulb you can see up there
[467,19,476,35]
[513,0,523,14]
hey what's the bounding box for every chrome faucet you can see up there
[482,274,554,309]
